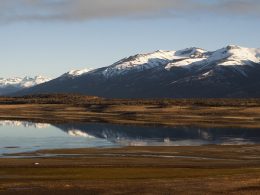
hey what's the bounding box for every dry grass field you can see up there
[0,95,260,128]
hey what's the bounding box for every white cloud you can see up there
[0,0,259,23]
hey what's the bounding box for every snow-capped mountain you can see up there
[0,76,50,95]
[102,45,259,77]
[14,45,260,98]
[61,68,92,78]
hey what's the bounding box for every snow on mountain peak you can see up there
[62,68,92,78]
[165,47,207,70]
[226,45,242,50]
[101,45,260,77]
[102,50,179,77]
[214,45,260,66]
[101,47,212,77]
[167,45,260,70]
[0,76,51,88]
[20,75,51,88]
[175,47,207,58]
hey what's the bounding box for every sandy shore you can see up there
[0,145,260,194]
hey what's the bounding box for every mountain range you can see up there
[0,76,50,95]
[5,45,260,98]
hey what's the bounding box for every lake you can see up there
[1,120,260,156]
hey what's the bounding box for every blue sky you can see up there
[0,0,260,78]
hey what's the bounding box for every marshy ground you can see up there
[0,146,260,194]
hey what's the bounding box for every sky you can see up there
[0,0,260,78]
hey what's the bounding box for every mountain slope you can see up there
[0,76,50,95]
[15,45,260,98]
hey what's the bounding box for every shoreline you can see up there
[2,144,260,159]
[3,144,260,159]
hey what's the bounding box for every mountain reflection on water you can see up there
[55,123,260,146]
[1,120,260,155]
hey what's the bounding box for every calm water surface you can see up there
[1,120,260,155]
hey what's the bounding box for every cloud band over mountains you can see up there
[0,0,259,23]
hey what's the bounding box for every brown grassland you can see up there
[0,94,260,128]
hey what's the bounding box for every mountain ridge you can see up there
[11,45,260,98]
[0,76,50,95]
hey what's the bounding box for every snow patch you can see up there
[165,58,206,69]
[62,68,92,78]
[175,47,206,58]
